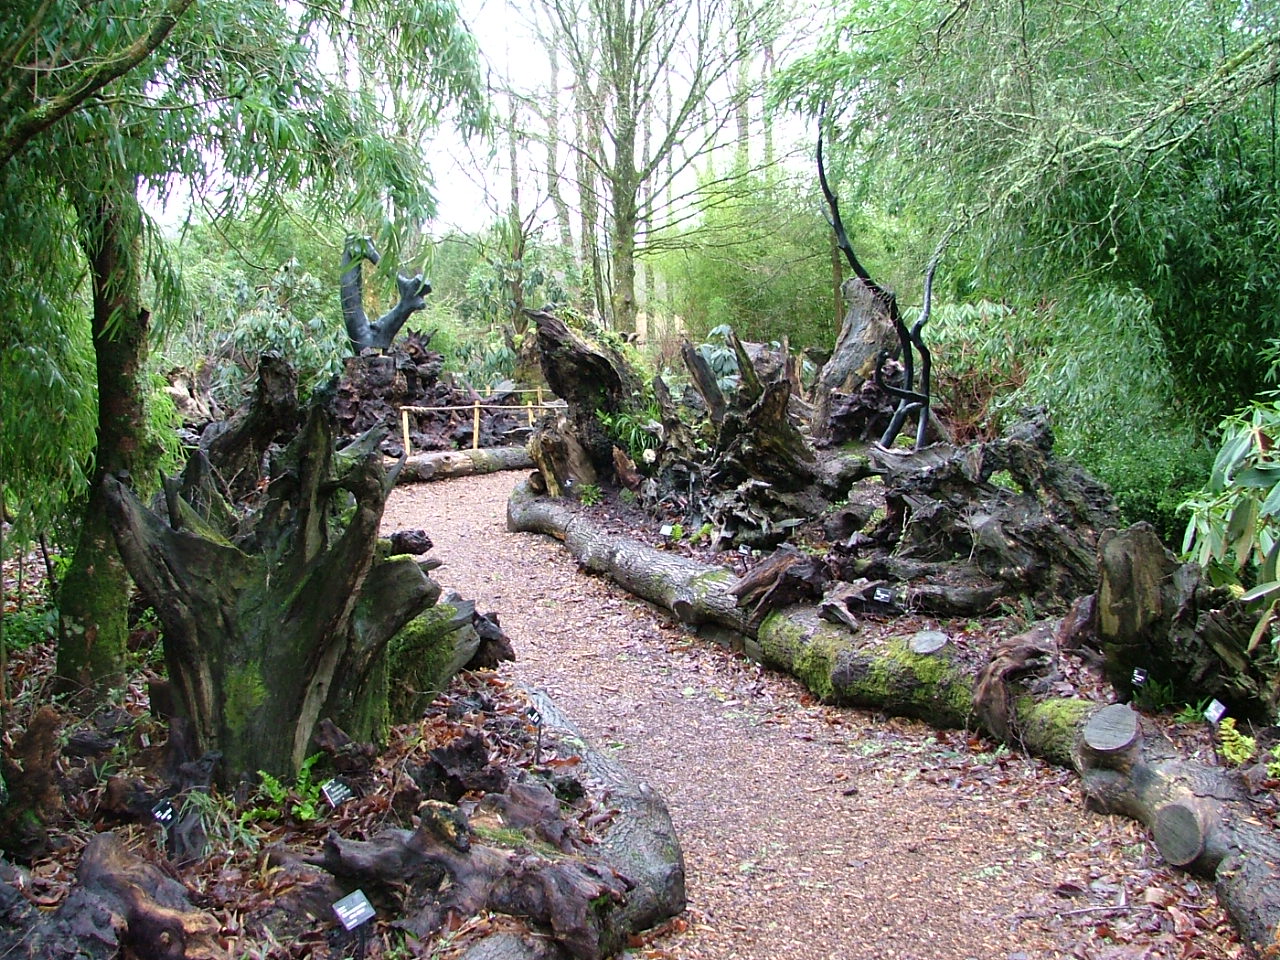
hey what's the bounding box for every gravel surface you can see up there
[383,472,1241,960]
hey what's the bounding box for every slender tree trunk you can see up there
[611,196,639,333]
[762,43,776,174]
[733,0,750,172]
[546,46,574,252]
[507,95,526,334]
[57,177,150,694]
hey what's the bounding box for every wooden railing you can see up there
[399,387,564,454]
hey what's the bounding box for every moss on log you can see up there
[506,482,1280,954]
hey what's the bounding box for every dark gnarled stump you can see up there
[104,395,443,783]
[1095,523,1278,716]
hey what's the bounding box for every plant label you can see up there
[1131,668,1148,686]
[872,586,897,607]
[322,779,354,807]
[333,889,375,930]
[659,524,673,537]
[1204,699,1228,724]
[151,799,176,826]
[738,544,752,555]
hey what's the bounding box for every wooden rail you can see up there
[399,386,564,453]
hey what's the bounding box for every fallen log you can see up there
[399,446,533,483]
[506,483,1280,955]
[507,484,751,637]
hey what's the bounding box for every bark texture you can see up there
[401,446,533,482]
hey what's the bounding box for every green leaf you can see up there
[1227,497,1260,566]
[1246,601,1277,653]
[1230,465,1280,489]
[1262,539,1280,585]
[1241,580,1280,602]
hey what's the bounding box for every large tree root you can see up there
[0,833,224,960]
[507,482,1280,956]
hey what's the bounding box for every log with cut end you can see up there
[1081,703,1141,759]
[909,630,949,655]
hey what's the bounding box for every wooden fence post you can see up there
[472,400,481,450]
[401,407,411,457]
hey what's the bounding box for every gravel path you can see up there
[383,472,1238,960]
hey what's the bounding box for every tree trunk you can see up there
[103,401,440,782]
[57,179,151,694]
[506,483,1280,955]
[610,193,639,333]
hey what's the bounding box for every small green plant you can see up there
[2,606,57,650]
[1218,717,1257,767]
[618,488,638,505]
[578,483,602,507]
[1134,677,1178,712]
[181,790,260,856]
[668,522,684,541]
[597,404,661,464]
[243,752,326,824]
[1268,743,1280,778]
[693,522,714,543]
[1174,698,1214,725]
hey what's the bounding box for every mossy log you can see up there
[507,484,1280,955]
[399,446,533,482]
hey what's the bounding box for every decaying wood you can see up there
[1095,523,1277,716]
[105,394,442,781]
[732,548,828,621]
[842,411,1117,615]
[198,352,298,501]
[680,339,726,424]
[525,309,643,486]
[400,446,533,482]
[810,279,898,446]
[0,706,64,857]
[972,622,1057,742]
[507,483,1280,955]
[529,413,598,498]
[253,687,686,960]
[335,332,531,458]
[0,833,224,960]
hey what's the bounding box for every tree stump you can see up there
[810,278,899,446]
[105,394,443,782]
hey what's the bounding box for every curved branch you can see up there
[0,0,196,167]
